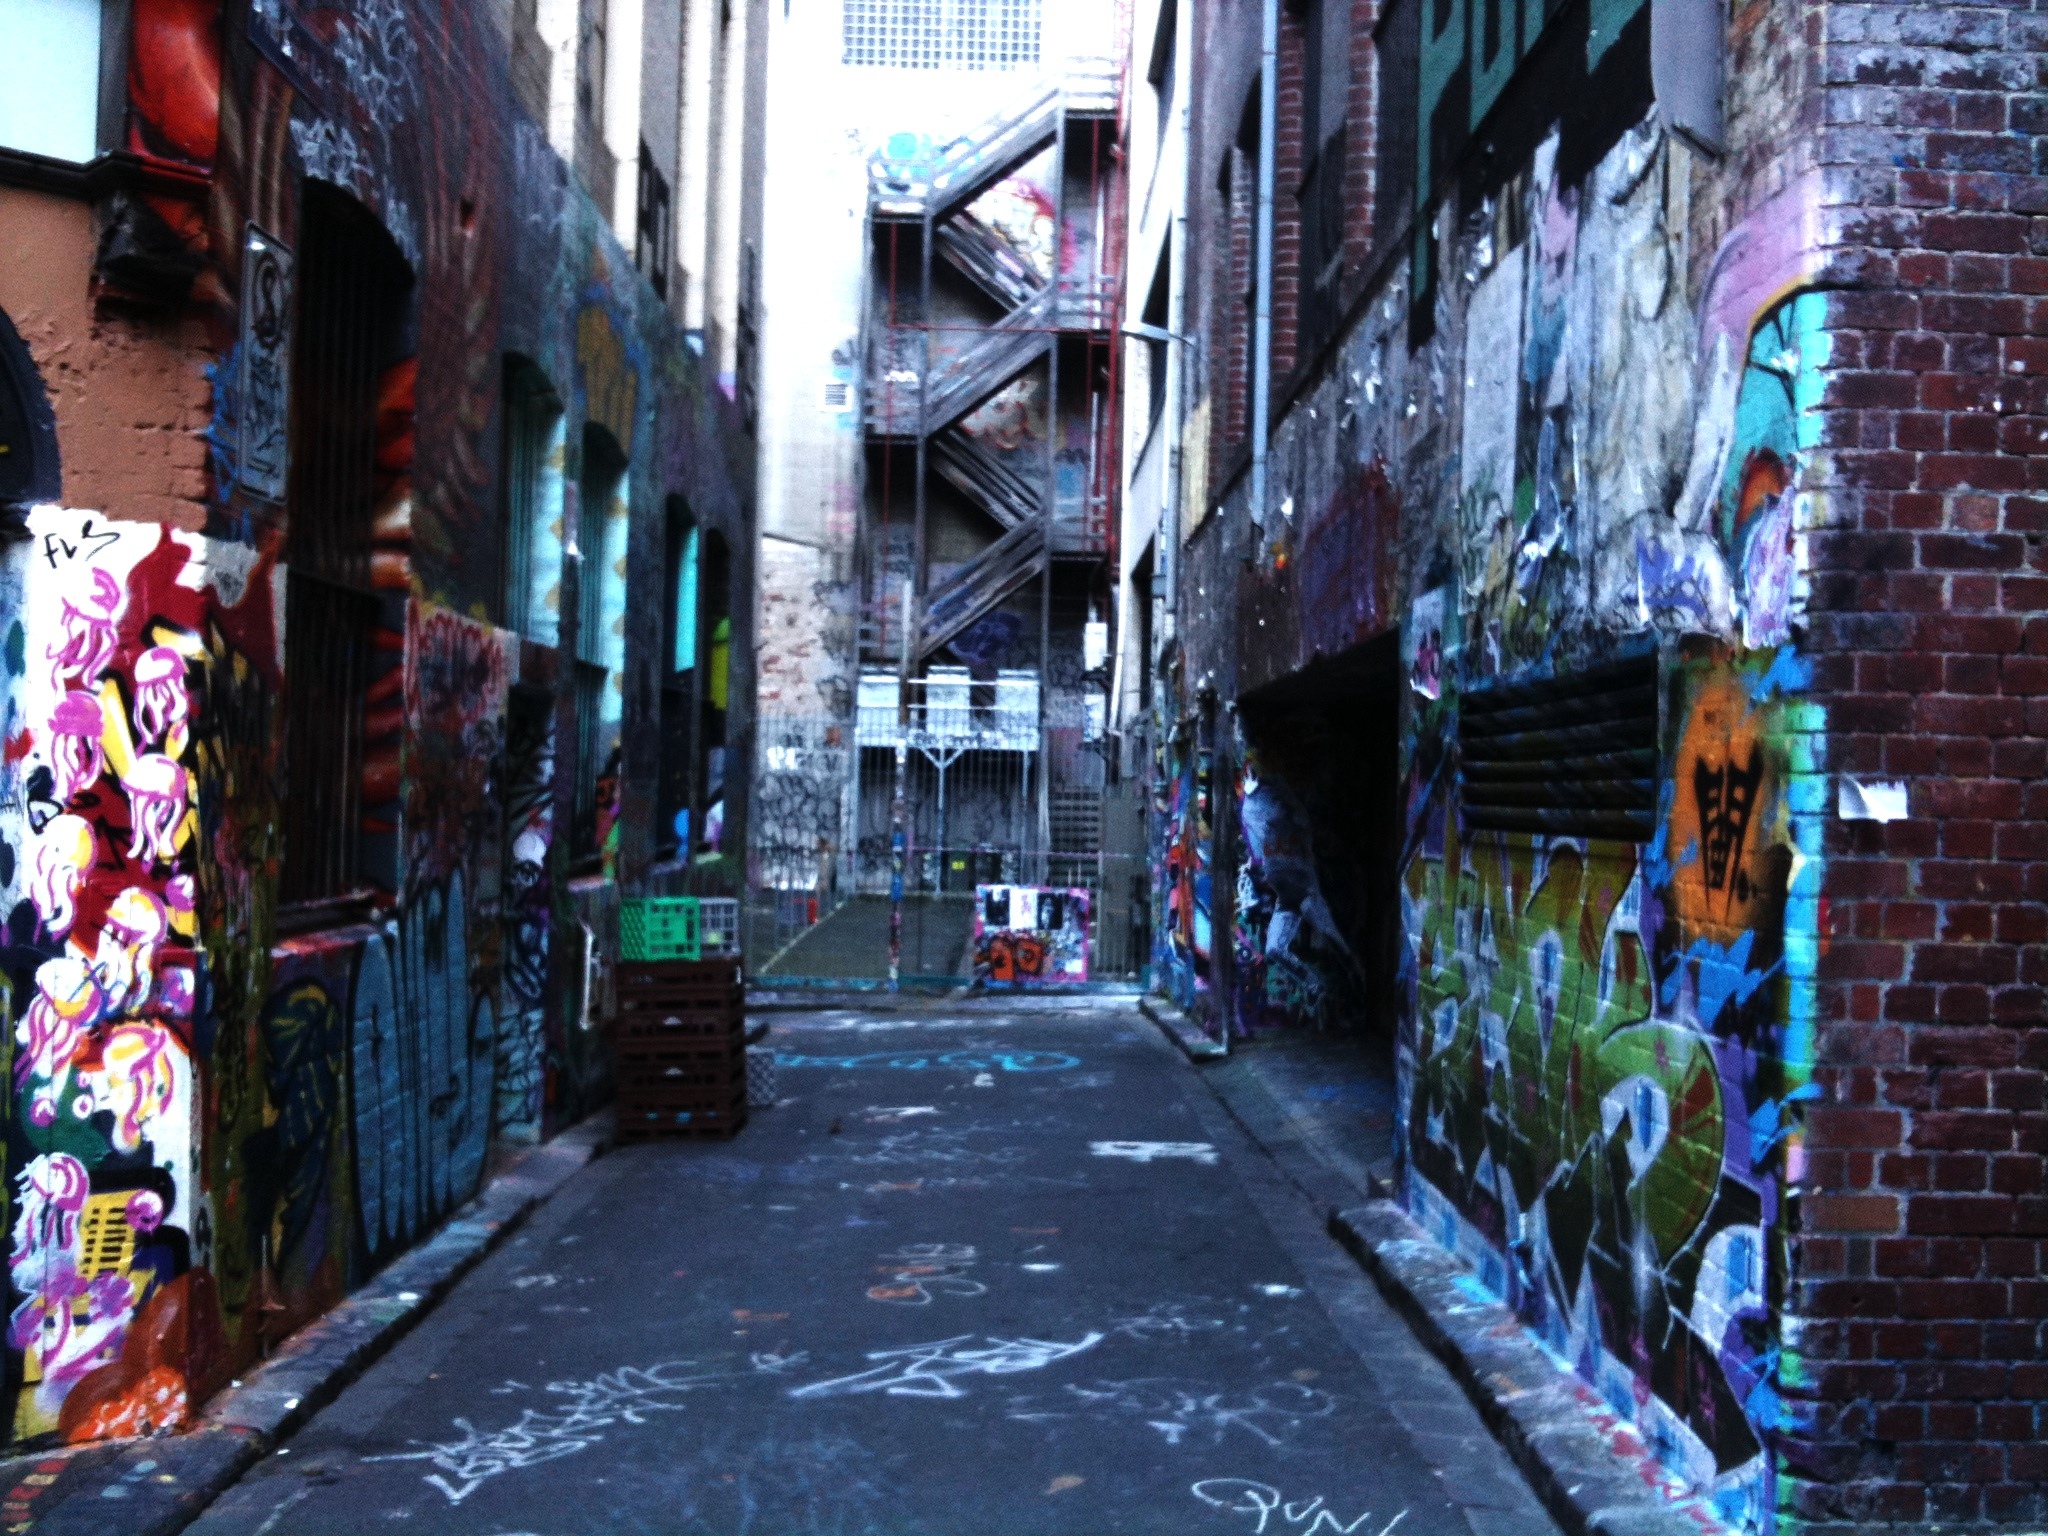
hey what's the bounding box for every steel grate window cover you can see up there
[1458,650,1659,842]
[842,0,1040,70]
[281,183,410,907]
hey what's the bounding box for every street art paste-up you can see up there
[1374,124,1830,1533]
[973,884,1090,985]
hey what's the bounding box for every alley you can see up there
[189,1003,1555,1536]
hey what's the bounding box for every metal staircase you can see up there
[919,519,1049,662]
[861,59,1120,673]
[931,429,1038,531]
[936,213,1045,312]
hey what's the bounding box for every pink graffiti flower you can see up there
[18,959,103,1111]
[28,814,95,940]
[124,754,190,865]
[130,646,189,747]
[49,567,125,689]
[125,1189,166,1234]
[49,690,107,802]
[95,887,169,1017]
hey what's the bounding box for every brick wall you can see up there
[1793,1,2048,1528]
[1272,6,1305,381]
[1344,0,1377,270]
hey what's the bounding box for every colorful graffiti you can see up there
[1231,754,1361,1032]
[0,510,262,1441]
[1155,730,1215,1021]
[973,885,1090,985]
[1379,127,1830,1532]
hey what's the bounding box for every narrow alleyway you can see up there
[188,1002,1555,1536]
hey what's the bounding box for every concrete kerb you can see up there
[1138,993,1228,1059]
[1329,1200,1737,1536]
[15,1112,613,1536]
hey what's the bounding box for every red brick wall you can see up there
[1793,1,2048,1528]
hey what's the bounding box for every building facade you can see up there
[1135,0,2048,1529]
[0,0,758,1445]
[750,0,1145,982]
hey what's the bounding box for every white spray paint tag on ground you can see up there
[973,1073,995,1088]
[1090,1141,1218,1166]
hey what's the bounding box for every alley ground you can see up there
[189,1001,1557,1536]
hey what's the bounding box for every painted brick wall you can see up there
[1793,1,2048,1528]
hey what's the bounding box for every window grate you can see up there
[636,143,671,299]
[842,0,1040,70]
[281,183,409,906]
[500,360,558,637]
[1459,651,1659,842]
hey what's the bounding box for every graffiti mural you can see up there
[973,885,1090,985]
[1154,730,1214,1022]
[1231,754,1361,1032]
[1376,133,1830,1532]
[0,510,253,1441]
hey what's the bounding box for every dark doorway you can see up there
[1235,633,1403,1041]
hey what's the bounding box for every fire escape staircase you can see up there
[864,59,1120,669]
[917,517,1048,663]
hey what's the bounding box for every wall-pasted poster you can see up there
[973,884,1090,985]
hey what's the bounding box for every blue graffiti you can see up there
[1659,930,1780,1030]
[1748,648,1813,703]
[775,1050,1080,1073]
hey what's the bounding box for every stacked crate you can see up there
[614,898,746,1139]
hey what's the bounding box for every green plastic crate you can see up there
[621,897,701,961]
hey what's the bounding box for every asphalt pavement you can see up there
[188,1001,1559,1536]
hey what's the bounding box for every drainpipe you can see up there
[1248,0,1278,545]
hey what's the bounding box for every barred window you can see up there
[842,0,1041,70]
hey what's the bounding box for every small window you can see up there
[0,0,103,164]
[500,358,562,639]
[636,144,672,299]
[1459,650,1658,842]
[572,424,627,860]
[657,502,698,856]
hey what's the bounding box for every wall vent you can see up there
[1458,650,1659,842]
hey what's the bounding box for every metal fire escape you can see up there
[860,60,1121,669]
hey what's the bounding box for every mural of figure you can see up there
[6,1155,133,1423]
[130,645,192,750]
[90,1025,183,1155]
[124,754,192,865]
[19,958,103,1126]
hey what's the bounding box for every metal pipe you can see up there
[1161,0,1191,649]
[1249,0,1278,541]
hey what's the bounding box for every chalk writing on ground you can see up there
[370,1355,804,1505]
[789,1334,1104,1400]
[1008,1378,1336,1446]
[867,1243,987,1304]
[1090,1140,1219,1165]
[1192,1479,1409,1536]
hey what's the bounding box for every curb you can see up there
[1138,993,1227,1060]
[14,1113,612,1536]
[1329,1200,1737,1536]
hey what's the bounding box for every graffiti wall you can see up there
[1175,89,1832,1525]
[1382,134,1825,1531]
[0,0,750,1452]
[1153,728,1215,1023]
